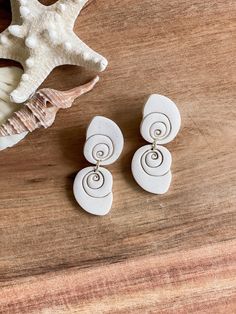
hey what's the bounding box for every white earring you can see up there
[131,94,181,194]
[73,116,124,216]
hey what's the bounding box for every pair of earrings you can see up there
[73,94,181,216]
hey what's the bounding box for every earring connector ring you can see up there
[94,160,101,172]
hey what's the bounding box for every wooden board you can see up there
[0,0,236,313]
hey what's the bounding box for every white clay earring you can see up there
[131,94,181,194]
[73,116,124,216]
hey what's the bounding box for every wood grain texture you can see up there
[0,0,235,313]
[1,241,236,313]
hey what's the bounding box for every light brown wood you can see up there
[1,241,236,313]
[0,0,236,313]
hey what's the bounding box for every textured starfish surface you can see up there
[0,0,108,103]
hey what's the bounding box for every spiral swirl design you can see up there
[131,145,172,195]
[141,113,172,144]
[82,168,112,199]
[140,146,171,177]
[84,134,114,165]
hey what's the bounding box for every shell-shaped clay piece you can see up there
[0,76,99,137]
[132,145,172,194]
[73,166,113,216]
[84,116,124,166]
[0,67,28,151]
[141,94,181,145]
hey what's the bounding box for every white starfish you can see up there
[0,0,108,103]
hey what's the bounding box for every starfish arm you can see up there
[0,0,108,103]
[63,34,108,72]
[53,0,89,24]
[10,58,55,103]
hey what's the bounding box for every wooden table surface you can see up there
[0,0,236,313]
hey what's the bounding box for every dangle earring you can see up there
[131,94,181,194]
[73,116,124,216]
